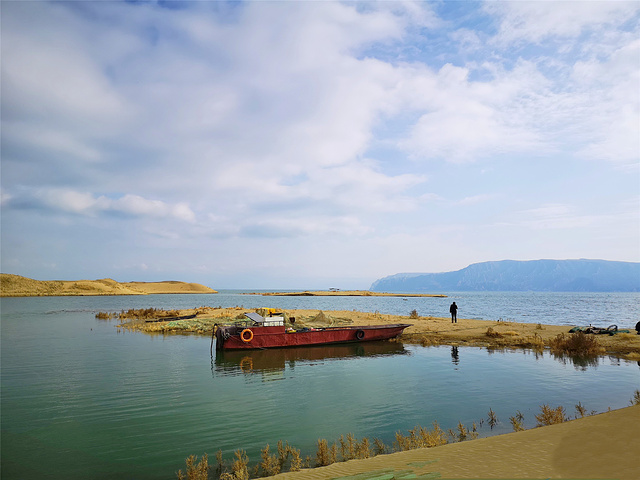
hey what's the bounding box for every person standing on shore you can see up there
[450,302,458,323]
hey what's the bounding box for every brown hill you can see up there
[0,274,217,297]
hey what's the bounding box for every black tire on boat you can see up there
[355,329,365,340]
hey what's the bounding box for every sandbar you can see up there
[115,306,640,359]
[249,290,446,297]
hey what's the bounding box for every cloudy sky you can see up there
[1,1,639,289]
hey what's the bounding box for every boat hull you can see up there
[215,324,411,350]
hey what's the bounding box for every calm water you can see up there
[1,293,639,479]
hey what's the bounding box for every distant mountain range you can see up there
[370,259,640,292]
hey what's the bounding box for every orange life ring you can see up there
[240,329,254,343]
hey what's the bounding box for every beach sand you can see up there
[265,405,640,480]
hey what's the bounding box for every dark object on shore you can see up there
[145,313,197,323]
[569,325,631,336]
[636,321,640,335]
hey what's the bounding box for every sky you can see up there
[1,0,639,290]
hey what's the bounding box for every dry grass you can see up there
[509,411,525,432]
[454,421,478,442]
[485,327,503,338]
[535,404,569,426]
[220,450,249,480]
[631,389,640,406]
[549,332,605,356]
[575,402,587,418]
[117,307,182,320]
[177,454,209,480]
[394,422,448,451]
[487,408,499,429]
[255,444,279,477]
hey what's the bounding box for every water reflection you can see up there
[212,341,409,377]
[550,353,602,371]
[451,346,459,365]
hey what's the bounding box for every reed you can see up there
[177,454,209,480]
[631,389,640,406]
[509,411,525,432]
[315,439,331,467]
[549,332,604,356]
[255,444,279,477]
[373,437,388,455]
[394,422,448,451]
[276,441,286,471]
[215,450,225,476]
[456,421,468,442]
[339,434,348,460]
[409,309,419,319]
[356,437,371,459]
[288,446,302,472]
[535,404,568,426]
[575,402,587,418]
[487,408,498,429]
[219,450,249,480]
[346,433,357,460]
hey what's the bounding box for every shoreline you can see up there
[114,306,640,359]
[263,404,640,480]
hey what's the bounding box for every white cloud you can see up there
[1,1,638,285]
[486,0,639,44]
[398,61,545,162]
[30,189,195,223]
[456,194,499,206]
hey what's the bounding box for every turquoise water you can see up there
[1,295,639,479]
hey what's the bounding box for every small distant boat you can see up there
[215,312,411,350]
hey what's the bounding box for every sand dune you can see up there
[0,274,217,296]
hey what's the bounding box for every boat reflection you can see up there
[213,340,409,377]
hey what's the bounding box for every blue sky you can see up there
[1,1,639,289]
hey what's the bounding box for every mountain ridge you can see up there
[370,259,640,292]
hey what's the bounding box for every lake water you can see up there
[1,293,639,479]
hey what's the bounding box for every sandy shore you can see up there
[265,405,640,480]
[0,274,217,296]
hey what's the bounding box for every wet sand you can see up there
[266,405,640,480]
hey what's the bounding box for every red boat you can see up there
[215,312,411,350]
